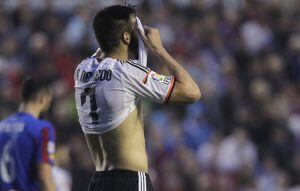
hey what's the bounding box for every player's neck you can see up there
[19,103,42,118]
[106,48,129,61]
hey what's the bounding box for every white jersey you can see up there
[74,57,175,134]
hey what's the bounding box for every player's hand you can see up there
[138,26,165,53]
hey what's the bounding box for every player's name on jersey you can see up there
[76,69,112,83]
[0,122,25,133]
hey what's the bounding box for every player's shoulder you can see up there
[76,57,97,71]
[121,59,150,74]
[74,57,100,84]
[1,112,31,125]
[31,120,55,140]
[76,57,124,71]
[0,114,15,123]
[34,119,54,132]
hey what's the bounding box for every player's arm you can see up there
[138,27,201,104]
[38,164,56,191]
[36,126,56,191]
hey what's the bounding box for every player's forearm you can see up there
[154,48,200,93]
[139,26,201,102]
[40,176,56,191]
[42,183,56,191]
[39,165,56,191]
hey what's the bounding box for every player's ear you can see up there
[36,92,45,104]
[37,91,48,105]
[121,32,131,45]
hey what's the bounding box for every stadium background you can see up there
[1,0,300,190]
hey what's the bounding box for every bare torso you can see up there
[84,103,148,172]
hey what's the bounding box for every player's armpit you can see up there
[38,163,56,191]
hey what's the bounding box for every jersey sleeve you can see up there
[122,60,175,104]
[35,124,56,165]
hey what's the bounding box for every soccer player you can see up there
[74,5,201,191]
[0,78,56,191]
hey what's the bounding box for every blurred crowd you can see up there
[0,0,300,190]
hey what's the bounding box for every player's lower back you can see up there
[84,108,149,172]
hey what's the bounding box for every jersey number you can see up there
[80,87,99,124]
[0,141,16,183]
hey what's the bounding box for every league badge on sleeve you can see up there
[150,72,172,85]
[47,141,55,160]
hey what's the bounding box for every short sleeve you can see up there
[122,60,175,104]
[35,125,56,165]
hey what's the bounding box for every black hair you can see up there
[92,5,136,54]
[21,77,51,103]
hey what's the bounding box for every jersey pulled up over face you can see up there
[0,112,55,191]
[74,57,175,134]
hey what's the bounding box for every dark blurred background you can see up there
[1,0,300,190]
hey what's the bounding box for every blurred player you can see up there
[0,78,56,191]
[74,5,201,191]
[52,144,72,191]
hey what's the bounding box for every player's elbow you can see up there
[180,85,201,104]
[187,86,201,103]
[170,83,201,104]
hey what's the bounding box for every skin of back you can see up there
[85,102,148,172]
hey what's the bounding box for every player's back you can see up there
[0,112,55,191]
[74,57,128,133]
[75,55,175,172]
[75,57,152,172]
